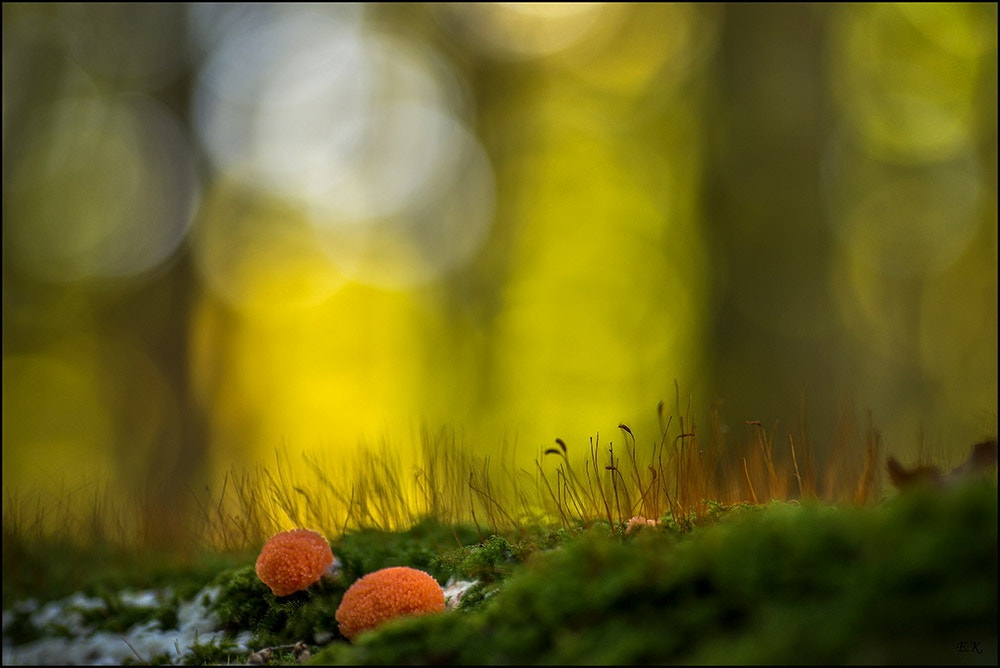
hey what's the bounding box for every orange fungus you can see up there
[255,528,334,597]
[335,566,446,641]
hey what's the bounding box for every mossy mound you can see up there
[209,519,490,650]
[312,482,998,665]
[333,519,482,583]
[211,563,342,648]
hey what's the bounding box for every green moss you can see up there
[180,636,248,666]
[211,565,274,631]
[333,518,482,584]
[3,608,43,645]
[210,564,343,648]
[311,481,998,665]
[7,477,994,665]
[47,623,76,640]
[434,535,525,584]
[74,590,162,635]
[207,521,494,651]
[428,533,545,613]
[152,596,180,631]
[123,652,172,666]
[450,581,498,612]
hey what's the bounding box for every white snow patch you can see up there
[442,577,479,610]
[2,586,251,666]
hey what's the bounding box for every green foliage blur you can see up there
[2,3,997,548]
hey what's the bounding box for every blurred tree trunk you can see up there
[703,3,838,439]
[98,249,207,553]
[104,67,208,554]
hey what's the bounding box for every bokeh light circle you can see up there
[828,3,993,163]
[191,6,496,292]
[435,3,614,61]
[191,180,350,313]
[822,127,982,278]
[310,103,496,288]
[4,93,200,283]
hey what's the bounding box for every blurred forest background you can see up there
[3,3,997,544]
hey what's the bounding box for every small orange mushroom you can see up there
[255,528,334,597]
[335,566,446,641]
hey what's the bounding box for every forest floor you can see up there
[3,479,997,666]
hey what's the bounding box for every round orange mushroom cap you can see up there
[255,528,334,597]
[335,566,446,641]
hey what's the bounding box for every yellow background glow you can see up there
[2,3,996,543]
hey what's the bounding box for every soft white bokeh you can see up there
[191,6,496,300]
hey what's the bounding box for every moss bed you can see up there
[3,481,997,665]
[311,482,997,665]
